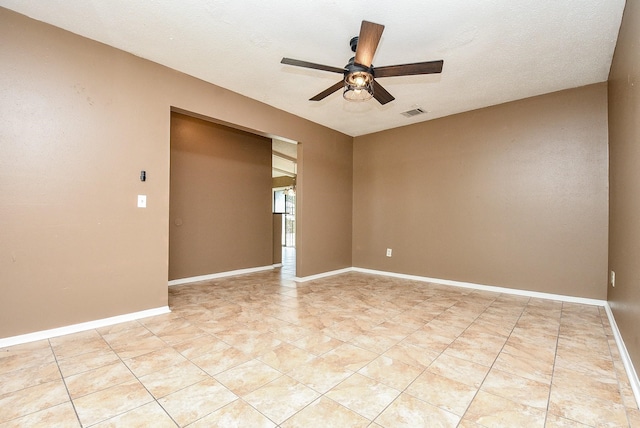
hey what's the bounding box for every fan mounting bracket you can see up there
[349,36,359,53]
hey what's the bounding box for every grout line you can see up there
[49,339,84,428]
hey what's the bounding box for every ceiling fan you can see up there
[281,20,444,105]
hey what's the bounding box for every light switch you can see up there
[137,195,147,208]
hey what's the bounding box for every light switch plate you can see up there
[137,195,147,208]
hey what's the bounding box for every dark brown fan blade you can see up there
[281,58,345,74]
[374,60,444,78]
[373,80,394,105]
[354,21,384,68]
[310,81,344,101]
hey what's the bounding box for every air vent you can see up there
[401,108,427,118]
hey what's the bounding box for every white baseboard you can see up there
[0,306,170,348]
[604,303,640,408]
[294,267,353,282]
[168,265,274,286]
[352,267,607,306]
[273,263,283,268]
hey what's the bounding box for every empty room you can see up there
[1,1,639,426]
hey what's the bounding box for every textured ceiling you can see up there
[0,0,625,137]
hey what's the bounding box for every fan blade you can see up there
[373,80,395,105]
[310,81,344,101]
[354,21,385,68]
[374,60,444,78]
[281,58,345,74]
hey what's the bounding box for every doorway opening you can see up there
[272,138,297,277]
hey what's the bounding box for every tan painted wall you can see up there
[354,84,609,299]
[169,113,272,280]
[0,8,352,338]
[608,0,640,371]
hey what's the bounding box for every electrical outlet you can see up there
[610,270,615,287]
[386,248,392,257]
[137,195,147,208]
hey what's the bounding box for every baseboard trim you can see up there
[294,267,353,283]
[604,303,640,408]
[352,267,607,306]
[0,306,170,348]
[168,265,274,286]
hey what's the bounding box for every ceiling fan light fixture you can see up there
[343,71,374,101]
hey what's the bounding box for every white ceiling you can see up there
[1,0,625,137]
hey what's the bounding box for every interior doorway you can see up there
[272,138,297,276]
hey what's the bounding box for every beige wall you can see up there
[0,8,352,338]
[169,113,272,280]
[608,0,640,371]
[353,84,609,299]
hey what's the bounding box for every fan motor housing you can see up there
[345,57,374,78]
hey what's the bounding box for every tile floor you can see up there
[1,259,639,426]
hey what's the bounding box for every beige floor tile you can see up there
[350,331,400,354]
[186,399,275,427]
[138,359,209,398]
[57,349,120,378]
[480,368,550,409]
[552,364,622,404]
[463,390,546,427]
[156,325,207,347]
[501,332,558,366]
[257,343,316,373]
[66,361,136,399]
[0,341,55,376]
[406,371,477,416]
[243,375,320,424]
[111,334,168,360]
[358,355,423,391]
[288,356,353,393]
[0,361,61,395]
[325,373,401,420]
[232,331,282,357]
[492,349,553,384]
[269,323,314,343]
[544,413,592,427]
[0,380,69,424]
[191,346,252,376]
[91,401,177,427]
[509,325,559,349]
[214,359,282,396]
[173,334,229,359]
[281,396,371,428]
[382,341,439,369]
[140,314,192,335]
[467,317,515,337]
[0,401,79,427]
[73,379,153,427]
[457,419,485,428]
[444,332,504,367]
[322,319,369,342]
[292,332,343,356]
[403,323,458,353]
[50,333,112,360]
[375,393,460,428]
[96,320,144,337]
[555,351,617,382]
[124,346,187,378]
[627,408,640,427]
[427,353,490,388]
[158,377,237,427]
[548,384,629,426]
[322,343,378,371]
